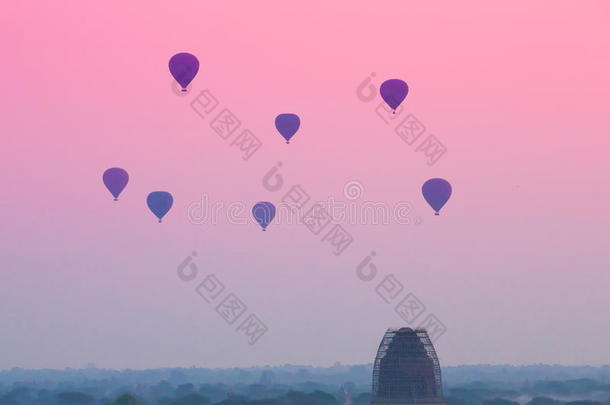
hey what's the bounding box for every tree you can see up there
[0,395,20,405]
[526,397,562,405]
[56,392,95,405]
[112,394,140,405]
[175,384,195,397]
[152,381,174,398]
[170,394,210,405]
[278,390,339,405]
[483,399,519,405]
[564,402,603,405]
[444,397,468,405]
[351,392,372,405]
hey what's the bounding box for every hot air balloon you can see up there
[252,201,276,231]
[275,113,300,144]
[380,79,408,113]
[103,168,129,201]
[147,191,174,222]
[422,178,452,215]
[169,53,199,91]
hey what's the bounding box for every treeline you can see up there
[444,366,610,386]
[447,398,609,405]
[3,365,610,387]
[0,391,342,405]
[3,365,610,405]
[3,380,610,405]
[444,379,610,405]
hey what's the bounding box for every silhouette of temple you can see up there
[371,328,445,405]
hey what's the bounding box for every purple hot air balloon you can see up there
[380,79,409,113]
[275,113,300,144]
[147,191,174,223]
[252,201,276,231]
[103,168,129,201]
[169,53,199,91]
[422,178,452,215]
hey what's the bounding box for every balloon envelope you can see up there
[275,113,300,143]
[252,201,276,230]
[147,191,174,222]
[380,79,408,111]
[422,178,452,215]
[169,53,199,91]
[103,168,129,201]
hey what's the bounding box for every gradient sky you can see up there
[1,1,609,370]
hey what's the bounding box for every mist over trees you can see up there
[1,364,609,405]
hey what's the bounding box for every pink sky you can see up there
[1,1,609,369]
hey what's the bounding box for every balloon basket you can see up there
[158,219,162,223]
[434,212,439,216]
[113,198,118,201]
